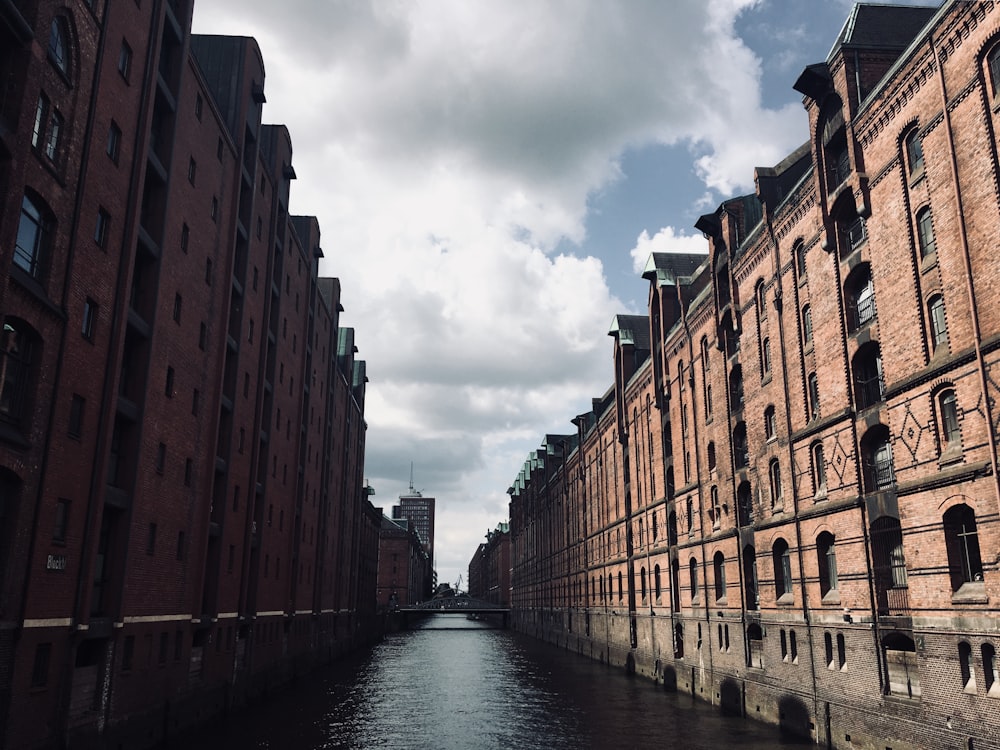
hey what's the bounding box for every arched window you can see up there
[795,240,807,278]
[808,372,820,420]
[871,516,908,615]
[618,571,623,601]
[817,531,838,597]
[769,459,782,508]
[821,97,850,190]
[982,644,999,696]
[845,264,877,332]
[685,497,693,532]
[761,337,772,377]
[837,634,847,669]
[737,481,753,527]
[916,207,936,258]
[707,441,716,471]
[671,558,681,609]
[773,538,792,600]
[0,318,39,428]
[713,550,726,601]
[801,304,813,346]
[959,642,975,692]
[756,280,767,320]
[747,623,764,668]
[943,504,983,591]
[904,128,924,174]
[640,566,647,601]
[764,405,776,440]
[937,388,961,451]
[812,441,827,494]
[824,632,834,668]
[989,44,1000,96]
[852,342,885,410]
[928,294,948,353]
[689,557,699,601]
[733,422,748,469]
[14,193,53,279]
[861,425,895,492]
[743,544,759,610]
[701,336,711,371]
[668,510,677,545]
[705,384,712,420]
[710,485,721,528]
[729,365,744,409]
[674,623,684,658]
[654,564,661,599]
[48,17,69,76]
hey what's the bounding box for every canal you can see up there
[172,615,805,749]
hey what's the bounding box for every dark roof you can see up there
[641,252,709,285]
[832,3,938,55]
[609,314,650,351]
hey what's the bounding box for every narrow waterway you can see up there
[173,615,805,749]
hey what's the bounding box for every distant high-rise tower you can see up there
[392,476,435,572]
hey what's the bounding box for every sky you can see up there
[192,0,940,588]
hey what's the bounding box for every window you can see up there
[764,405,776,440]
[94,208,110,248]
[983,644,999,696]
[990,45,1000,96]
[928,295,948,353]
[155,442,166,474]
[172,293,182,323]
[852,343,884,410]
[165,366,174,397]
[807,372,820,420]
[654,564,661,599]
[872,517,908,615]
[118,40,133,80]
[795,240,806,278]
[761,338,771,377]
[48,18,68,75]
[31,95,48,150]
[773,538,792,600]
[817,532,838,597]
[960,642,976,692]
[14,193,51,279]
[701,337,711,371]
[743,544,759,609]
[837,634,847,669]
[938,388,960,450]
[769,458,782,508]
[147,522,157,554]
[53,499,69,542]
[944,504,983,591]
[737,481,753,527]
[905,129,924,174]
[812,442,827,494]
[82,299,97,340]
[790,630,798,663]
[756,280,767,319]
[707,442,716,471]
[689,557,699,601]
[68,394,84,437]
[710,486,721,528]
[729,365,744,409]
[0,318,37,427]
[44,109,62,162]
[733,422,748,469]
[916,207,936,258]
[801,304,813,346]
[188,157,197,185]
[640,566,646,600]
[825,632,834,668]
[107,122,122,163]
[713,551,726,601]
[846,264,876,331]
[180,223,189,253]
[747,624,763,668]
[861,425,895,492]
[31,643,51,688]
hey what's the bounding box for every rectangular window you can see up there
[180,223,189,253]
[187,157,197,185]
[107,121,122,163]
[94,208,110,248]
[31,643,51,688]
[53,498,69,542]
[44,108,62,161]
[118,40,133,80]
[68,394,84,437]
[32,94,47,150]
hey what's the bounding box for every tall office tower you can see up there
[392,488,435,573]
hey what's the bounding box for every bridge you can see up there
[396,596,511,628]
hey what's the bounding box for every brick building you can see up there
[391,489,435,597]
[468,522,511,606]
[507,3,1000,748]
[377,514,429,610]
[0,1,376,748]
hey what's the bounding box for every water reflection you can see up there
[173,615,804,749]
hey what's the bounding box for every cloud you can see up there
[192,0,808,585]
[629,227,709,274]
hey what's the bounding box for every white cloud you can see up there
[629,227,709,274]
[192,0,808,585]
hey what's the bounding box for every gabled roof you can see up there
[608,314,650,351]
[641,252,708,287]
[830,3,938,58]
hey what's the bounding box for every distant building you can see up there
[392,489,435,594]
[468,523,511,606]
[377,514,429,609]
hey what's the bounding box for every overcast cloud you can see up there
[193,0,811,585]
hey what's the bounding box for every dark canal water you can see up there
[174,615,804,749]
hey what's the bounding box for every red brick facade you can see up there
[468,523,511,606]
[0,2,377,748]
[509,3,1000,748]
